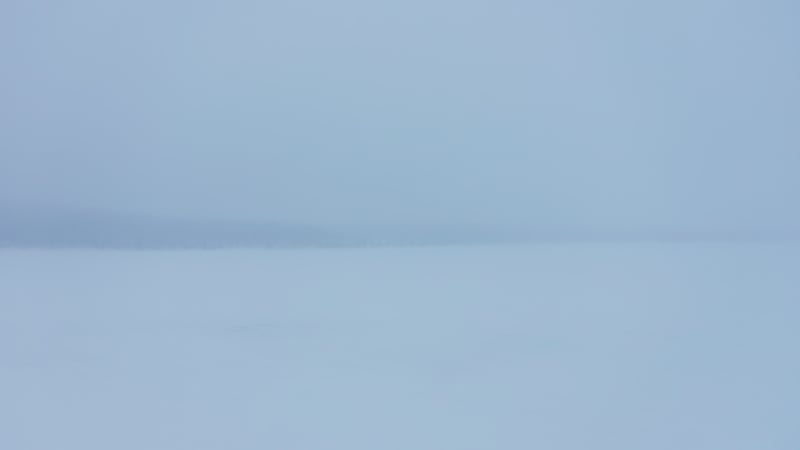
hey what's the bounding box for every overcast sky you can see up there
[2,0,798,229]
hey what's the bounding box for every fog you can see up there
[4,3,800,447]
[2,0,799,231]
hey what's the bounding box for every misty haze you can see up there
[2,0,799,449]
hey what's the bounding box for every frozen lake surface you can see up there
[2,243,799,450]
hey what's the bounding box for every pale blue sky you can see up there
[2,0,798,229]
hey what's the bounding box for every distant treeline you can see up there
[0,212,323,249]
[0,205,522,249]
[1,204,796,249]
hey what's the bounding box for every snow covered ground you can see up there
[2,243,799,450]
